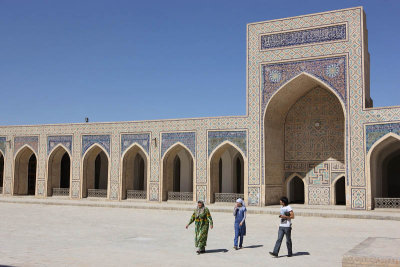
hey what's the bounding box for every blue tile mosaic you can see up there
[262,56,347,112]
[14,136,39,154]
[208,131,247,156]
[0,137,6,155]
[261,24,346,50]
[47,136,72,155]
[161,132,196,158]
[366,123,400,152]
[121,133,150,155]
[82,135,111,156]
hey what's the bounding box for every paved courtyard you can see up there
[1,202,399,267]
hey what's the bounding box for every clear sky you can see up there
[1,0,399,125]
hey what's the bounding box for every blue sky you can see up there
[1,0,399,125]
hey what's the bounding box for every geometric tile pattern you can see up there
[14,136,39,155]
[285,87,344,161]
[365,122,400,152]
[0,137,6,155]
[351,188,366,209]
[196,185,207,202]
[248,187,260,205]
[208,130,247,156]
[161,132,196,158]
[262,56,347,112]
[261,24,346,50]
[149,183,159,201]
[121,133,150,155]
[82,135,111,156]
[47,135,72,155]
[308,187,330,205]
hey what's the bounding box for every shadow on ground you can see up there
[205,249,229,253]
[243,245,264,249]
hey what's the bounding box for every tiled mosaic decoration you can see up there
[161,132,196,158]
[262,56,347,112]
[351,188,366,210]
[308,186,330,205]
[248,187,260,205]
[365,122,400,152]
[208,131,247,156]
[261,24,346,50]
[0,137,6,155]
[47,136,72,155]
[14,136,39,155]
[196,185,207,202]
[82,135,111,156]
[285,87,344,161]
[121,133,150,155]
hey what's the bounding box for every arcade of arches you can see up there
[210,143,244,203]
[162,145,193,201]
[264,75,346,206]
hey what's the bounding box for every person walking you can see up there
[269,196,294,257]
[186,200,213,254]
[233,198,247,250]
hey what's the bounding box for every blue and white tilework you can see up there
[82,135,111,156]
[365,123,400,152]
[161,132,196,158]
[47,135,72,155]
[261,24,346,50]
[121,133,150,155]
[208,131,247,156]
[14,136,39,155]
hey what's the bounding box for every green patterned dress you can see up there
[187,207,213,249]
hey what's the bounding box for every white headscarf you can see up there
[236,198,245,207]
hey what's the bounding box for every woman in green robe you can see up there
[186,200,213,254]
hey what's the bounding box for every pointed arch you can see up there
[366,132,400,210]
[263,72,346,206]
[285,173,306,204]
[120,143,150,200]
[332,175,346,205]
[209,140,247,162]
[13,145,37,196]
[81,143,110,198]
[47,144,71,197]
[161,142,195,201]
[208,141,247,203]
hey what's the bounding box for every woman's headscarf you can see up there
[196,200,205,217]
[236,198,246,207]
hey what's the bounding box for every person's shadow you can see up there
[205,249,229,253]
[278,252,310,258]
[243,245,263,249]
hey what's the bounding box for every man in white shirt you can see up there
[269,196,294,257]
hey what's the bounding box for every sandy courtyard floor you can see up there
[0,202,399,266]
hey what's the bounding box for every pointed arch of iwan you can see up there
[161,142,195,202]
[263,72,346,206]
[13,145,38,196]
[47,144,72,197]
[366,132,400,210]
[208,140,248,204]
[120,143,150,200]
[81,144,111,198]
